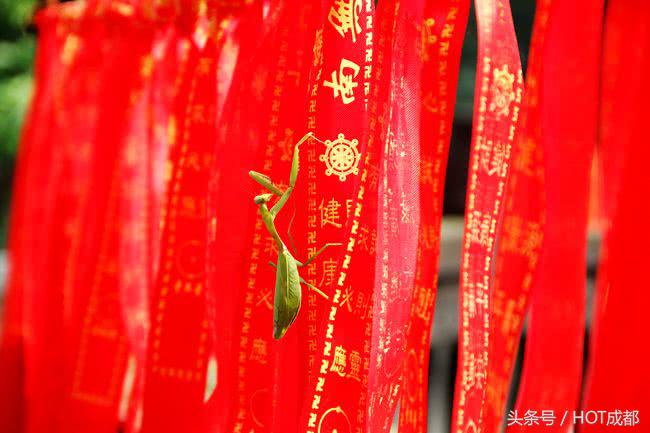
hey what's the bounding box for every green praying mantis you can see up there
[249,132,341,339]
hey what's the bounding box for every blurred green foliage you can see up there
[0,0,36,246]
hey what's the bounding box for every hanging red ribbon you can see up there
[510,3,603,432]
[297,1,376,433]
[0,5,72,432]
[451,1,523,432]
[397,1,469,432]
[482,1,549,430]
[140,33,216,433]
[581,2,650,432]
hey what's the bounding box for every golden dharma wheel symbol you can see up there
[319,133,361,182]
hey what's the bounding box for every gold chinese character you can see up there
[197,57,213,75]
[348,350,361,381]
[420,158,434,185]
[190,104,206,124]
[340,287,354,312]
[513,137,536,176]
[320,198,343,228]
[358,226,376,254]
[278,128,295,162]
[180,195,204,219]
[422,224,438,250]
[468,210,492,247]
[140,55,154,78]
[400,191,411,223]
[313,29,324,66]
[415,287,433,320]
[324,59,360,104]
[330,345,347,377]
[249,338,268,364]
[480,139,507,176]
[501,215,522,253]
[328,0,362,42]
[320,258,338,287]
[256,290,273,310]
[490,64,516,117]
[417,18,437,62]
[521,222,542,261]
[264,236,278,255]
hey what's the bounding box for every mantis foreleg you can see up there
[271,133,313,216]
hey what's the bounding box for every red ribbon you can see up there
[397,1,469,432]
[0,6,71,433]
[581,2,650,432]
[452,1,523,432]
[140,30,217,433]
[482,1,549,430]
[510,3,603,432]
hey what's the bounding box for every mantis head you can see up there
[254,193,274,205]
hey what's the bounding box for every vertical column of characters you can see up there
[305,26,323,370]
[483,2,549,432]
[65,19,157,431]
[233,10,294,431]
[452,1,523,432]
[399,1,469,431]
[305,1,378,432]
[367,1,420,431]
[142,38,217,433]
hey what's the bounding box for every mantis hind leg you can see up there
[300,278,329,299]
[298,243,343,267]
[287,209,298,256]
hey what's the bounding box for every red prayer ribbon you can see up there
[581,2,650,432]
[510,3,603,432]
[452,1,523,432]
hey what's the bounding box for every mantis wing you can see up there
[273,251,302,339]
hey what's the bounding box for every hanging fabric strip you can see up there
[263,4,323,430]
[205,1,320,432]
[20,6,90,433]
[581,2,650,432]
[56,4,157,433]
[299,0,375,432]
[451,1,523,433]
[120,11,187,432]
[482,1,549,431]
[140,25,218,433]
[509,3,603,432]
[397,0,469,431]
[15,4,153,433]
[366,1,423,431]
[0,4,71,432]
[205,1,293,431]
